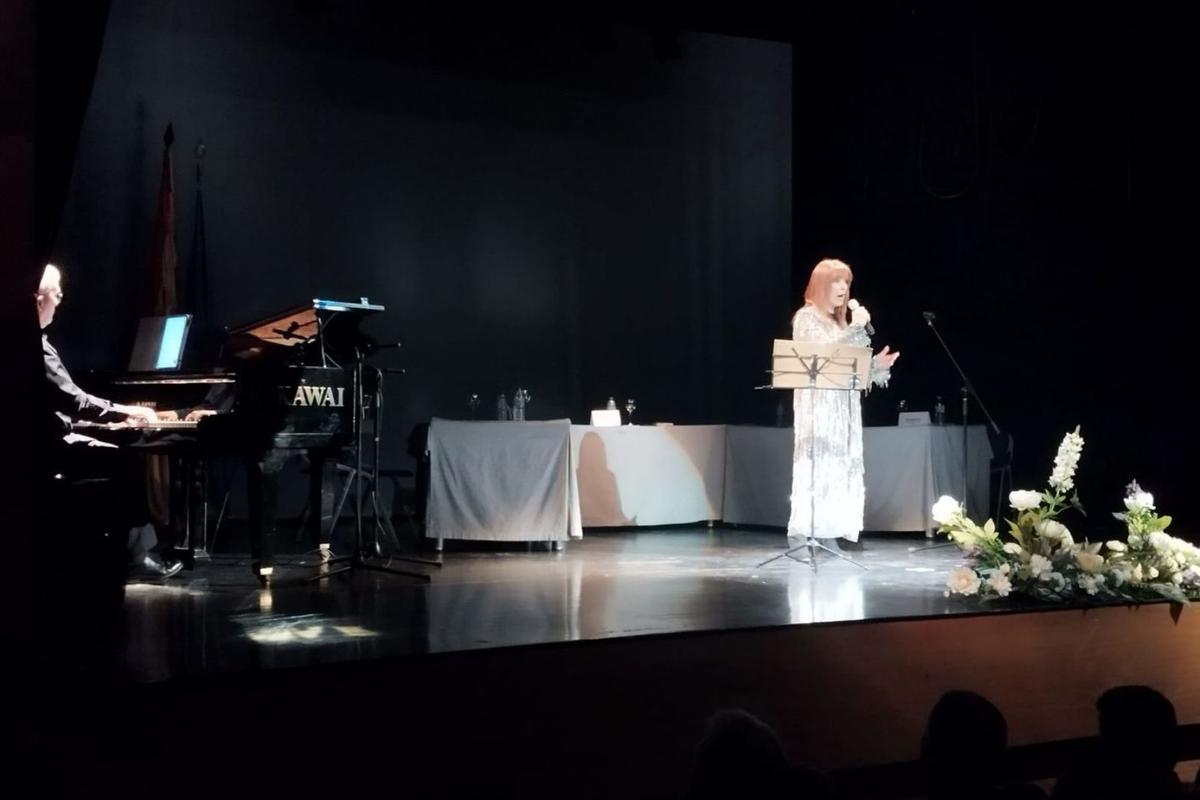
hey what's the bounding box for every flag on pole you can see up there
[186,139,212,361]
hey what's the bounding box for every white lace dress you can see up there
[788,305,890,542]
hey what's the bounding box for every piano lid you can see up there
[224,298,385,360]
[227,304,319,349]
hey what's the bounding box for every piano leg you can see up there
[308,453,330,557]
[246,457,279,583]
[166,453,202,568]
[191,458,209,559]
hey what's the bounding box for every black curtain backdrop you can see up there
[793,3,1200,533]
[52,2,793,487]
[36,1,111,261]
[49,1,1200,534]
[2,0,109,634]
[0,0,109,662]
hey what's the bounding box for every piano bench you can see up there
[378,467,414,481]
[297,465,418,539]
[49,473,128,606]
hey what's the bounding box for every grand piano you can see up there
[86,298,384,582]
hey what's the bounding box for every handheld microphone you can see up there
[922,311,936,323]
[847,299,875,336]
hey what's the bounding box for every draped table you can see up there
[721,424,992,533]
[425,420,991,541]
[570,424,726,527]
[426,418,582,546]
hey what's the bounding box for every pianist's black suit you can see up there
[43,334,116,429]
[41,332,163,566]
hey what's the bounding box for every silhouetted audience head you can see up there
[688,709,788,798]
[687,709,828,799]
[921,691,1047,799]
[923,690,1008,777]
[1053,685,1183,800]
[1096,685,1177,766]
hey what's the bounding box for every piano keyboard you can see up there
[73,419,201,431]
[112,374,236,386]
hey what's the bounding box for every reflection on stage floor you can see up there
[119,528,981,682]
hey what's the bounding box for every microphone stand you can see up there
[911,312,1005,553]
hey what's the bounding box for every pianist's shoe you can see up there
[132,552,184,579]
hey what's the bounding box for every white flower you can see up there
[1123,491,1155,512]
[931,495,964,526]
[1009,490,1042,511]
[1105,540,1127,553]
[1046,571,1067,591]
[1148,566,1159,580]
[1148,532,1172,553]
[1037,520,1070,541]
[1078,573,1106,595]
[1132,564,1144,582]
[1029,554,1052,578]
[986,572,1013,597]
[1049,427,1085,492]
[1002,542,1024,555]
[1076,551,1105,574]
[946,566,981,596]
[1182,566,1200,587]
[1173,539,1200,561]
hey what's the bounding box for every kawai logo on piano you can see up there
[288,384,346,408]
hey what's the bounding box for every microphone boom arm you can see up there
[923,313,1000,436]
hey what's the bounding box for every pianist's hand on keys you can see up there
[157,408,218,423]
[113,403,159,426]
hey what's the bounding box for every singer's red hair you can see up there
[800,258,853,326]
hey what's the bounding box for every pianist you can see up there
[38,264,183,579]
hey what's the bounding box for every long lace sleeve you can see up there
[843,325,891,388]
[868,354,891,388]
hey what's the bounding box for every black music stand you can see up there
[312,343,441,583]
[233,297,438,584]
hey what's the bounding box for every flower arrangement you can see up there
[934,427,1200,603]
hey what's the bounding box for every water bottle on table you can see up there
[513,388,531,421]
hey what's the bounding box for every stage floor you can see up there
[118,527,988,682]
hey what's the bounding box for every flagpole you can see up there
[188,138,211,361]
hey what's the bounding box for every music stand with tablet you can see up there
[128,314,192,372]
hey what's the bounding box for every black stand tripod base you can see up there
[757,538,868,570]
[310,554,432,582]
[908,539,954,553]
